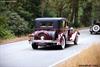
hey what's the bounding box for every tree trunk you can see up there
[70,0,79,27]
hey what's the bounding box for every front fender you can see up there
[57,33,64,45]
[70,31,79,41]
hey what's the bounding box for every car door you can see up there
[64,20,69,40]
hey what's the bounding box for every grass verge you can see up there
[0,36,28,45]
[54,43,100,67]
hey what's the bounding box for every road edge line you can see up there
[49,44,92,67]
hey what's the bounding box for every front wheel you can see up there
[92,25,100,32]
[90,31,93,34]
[60,36,66,49]
[32,43,38,49]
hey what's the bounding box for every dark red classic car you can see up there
[29,18,79,49]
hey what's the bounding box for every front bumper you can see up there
[90,29,100,33]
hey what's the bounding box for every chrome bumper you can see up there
[29,40,57,44]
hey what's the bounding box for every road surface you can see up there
[0,29,100,67]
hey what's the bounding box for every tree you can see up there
[0,16,14,39]
[48,0,69,17]
[6,11,29,36]
[70,0,79,27]
[92,0,100,19]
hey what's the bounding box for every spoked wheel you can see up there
[32,43,38,49]
[60,36,66,49]
[74,36,78,45]
[92,25,100,33]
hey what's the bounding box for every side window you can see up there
[59,21,65,28]
[63,20,68,28]
[58,20,67,28]
[64,20,69,29]
[62,20,66,27]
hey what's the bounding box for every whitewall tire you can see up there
[60,36,66,49]
[92,25,100,32]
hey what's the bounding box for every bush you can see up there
[0,16,15,39]
[6,11,29,36]
[0,28,15,39]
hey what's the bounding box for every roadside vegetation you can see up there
[54,43,100,67]
[0,0,100,40]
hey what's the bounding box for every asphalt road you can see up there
[0,29,100,67]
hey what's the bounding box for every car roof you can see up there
[35,18,66,21]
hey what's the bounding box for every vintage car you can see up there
[29,18,79,49]
[90,19,100,34]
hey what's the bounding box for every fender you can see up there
[57,33,64,45]
[70,31,78,41]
